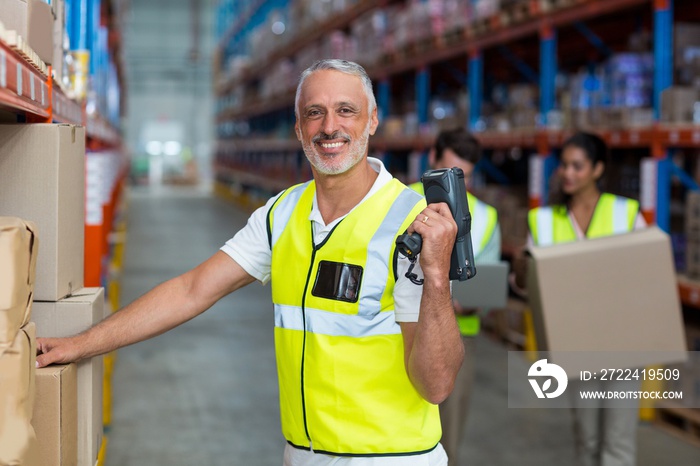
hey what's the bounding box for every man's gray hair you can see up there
[294,59,377,117]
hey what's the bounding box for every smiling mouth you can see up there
[318,141,346,149]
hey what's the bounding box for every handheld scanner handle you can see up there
[421,167,476,281]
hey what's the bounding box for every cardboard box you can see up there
[0,322,39,466]
[33,364,78,466]
[0,217,38,349]
[606,107,655,128]
[27,0,54,64]
[686,240,700,279]
[527,227,687,376]
[0,124,85,301]
[0,0,28,38]
[675,23,700,69]
[660,86,698,123]
[31,288,104,466]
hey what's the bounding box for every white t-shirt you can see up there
[221,157,424,322]
[282,443,447,466]
[221,157,447,466]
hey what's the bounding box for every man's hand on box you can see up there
[36,336,82,368]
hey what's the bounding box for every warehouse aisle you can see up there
[105,186,285,465]
[106,186,700,466]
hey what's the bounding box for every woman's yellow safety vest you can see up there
[528,193,639,246]
[408,182,498,336]
[268,178,441,456]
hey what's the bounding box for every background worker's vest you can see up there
[528,193,639,246]
[409,182,498,336]
[268,179,441,456]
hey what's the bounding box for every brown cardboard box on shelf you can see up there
[674,23,700,70]
[0,124,85,301]
[27,0,54,64]
[606,107,654,128]
[0,322,39,466]
[0,217,38,349]
[660,87,698,123]
[33,364,78,466]
[685,240,700,279]
[527,227,687,377]
[31,288,104,466]
[0,0,28,39]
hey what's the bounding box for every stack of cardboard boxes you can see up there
[0,124,104,466]
[658,23,700,125]
[0,218,39,465]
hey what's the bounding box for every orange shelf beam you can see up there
[0,40,50,119]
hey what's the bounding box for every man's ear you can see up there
[294,120,301,141]
[368,107,379,136]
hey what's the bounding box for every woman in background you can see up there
[527,131,645,466]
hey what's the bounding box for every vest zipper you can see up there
[298,216,344,452]
[299,228,317,450]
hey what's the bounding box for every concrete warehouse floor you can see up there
[105,185,700,466]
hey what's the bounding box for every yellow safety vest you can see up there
[408,182,498,336]
[268,179,441,456]
[528,193,639,246]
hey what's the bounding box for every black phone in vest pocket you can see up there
[312,260,363,303]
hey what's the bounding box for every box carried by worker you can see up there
[527,226,687,376]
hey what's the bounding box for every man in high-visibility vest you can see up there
[410,128,500,466]
[36,60,464,465]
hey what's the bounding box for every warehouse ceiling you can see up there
[121,0,216,178]
[123,0,215,89]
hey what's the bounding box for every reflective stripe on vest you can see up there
[360,188,428,316]
[468,192,497,256]
[269,178,440,455]
[613,196,630,234]
[274,304,401,337]
[470,197,488,252]
[536,207,554,246]
[530,193,639,246]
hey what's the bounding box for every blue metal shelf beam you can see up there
[670,157,700,192]
[416,67,430,130]
[653,0,673,121]
[656,156,671,232]
[573,22,613,58]
[377,79,390,122]
[468,51,483,131]
[498,45,539,84]
[539,26,557,128]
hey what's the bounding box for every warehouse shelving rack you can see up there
[0,0,126,462]
[214,0,700,310]
[0,36,126,289]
